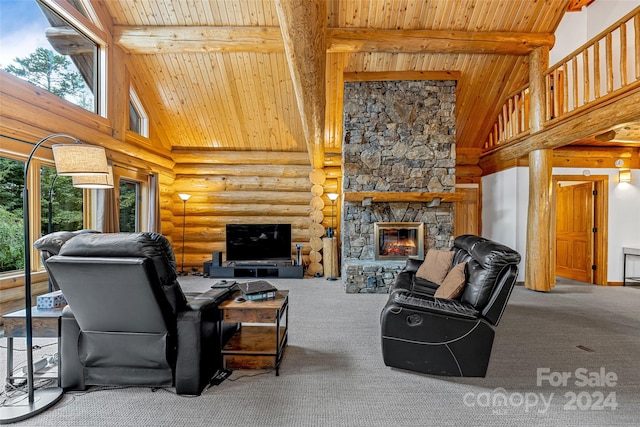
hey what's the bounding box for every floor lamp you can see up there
[178,193,191,275]
[0,134,110,424]
[326,193,339,238]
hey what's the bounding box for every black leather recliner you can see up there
[380,234,521,377]
[41,232,238,395]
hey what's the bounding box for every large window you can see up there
[0,0,99,112]
[0,157,25,273]
[40,165,83,235]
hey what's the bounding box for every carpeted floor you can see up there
[2,276,639,426]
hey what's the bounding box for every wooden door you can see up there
[555,182,594,282]
[454,186,480,236]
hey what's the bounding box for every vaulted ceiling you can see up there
[102,0,575,162]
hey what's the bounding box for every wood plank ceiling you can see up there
[103,0,573,161]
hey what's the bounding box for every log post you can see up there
[525,46,554,292]
[308,168,326,276]
[274,0,326,169]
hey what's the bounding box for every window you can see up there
[0,0,99,112]
[119,179,140,232]
[40,165,83,235]
[129,89,148,137]
[0,157,25,273]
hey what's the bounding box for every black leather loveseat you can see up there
[38,232,237,395]
[380,234,521,377]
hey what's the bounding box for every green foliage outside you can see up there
[119,181,138,232]
[0,206,24,272]
[40,167,83,236]
[0,158,25,272]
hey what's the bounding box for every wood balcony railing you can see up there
[483,6,640,151]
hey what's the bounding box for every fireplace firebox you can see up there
[374,222,424,260]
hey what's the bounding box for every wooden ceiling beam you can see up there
[327,29,555,55]
[114,26,285,54]
[274,0,326,170]
[114,26,554,56]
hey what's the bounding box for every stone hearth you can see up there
[340,80,456,293]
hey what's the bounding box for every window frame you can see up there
[129,88,149,137]
[115,167,149,233]
[38,0,108,116]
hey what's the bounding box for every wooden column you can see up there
[308,169,326,276]
[274,0,326,169]
[323,237,339,279]
[525,46,554,292]
[108,45,129,141]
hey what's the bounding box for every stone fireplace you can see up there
[340,80,456,293]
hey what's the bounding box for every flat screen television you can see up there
[225,224,292,263]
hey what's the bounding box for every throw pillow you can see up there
[415,249,455,285]
[434,262,467,300]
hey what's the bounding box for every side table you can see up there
[623,247,640,286]
[218,290,289,375]
[2,306,64,386]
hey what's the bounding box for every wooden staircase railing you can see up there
[483,6,640,151]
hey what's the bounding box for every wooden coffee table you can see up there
[218,290,289,375]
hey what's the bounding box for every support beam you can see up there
[274,0,326,169]
[327,29,555,55]
[114,26,554,56]
[525,47,553,292]
[525,149,554,291]
[114,26,285,54]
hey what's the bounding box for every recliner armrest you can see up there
[175,297,223,395]
[392,293,479,320]
[403,258,423,274]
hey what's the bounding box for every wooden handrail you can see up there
[483,6,640,152]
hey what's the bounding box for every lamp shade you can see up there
[327,192,339,201]
[178,193,191,201]
[52,144,109,176]
[72,165,114,189]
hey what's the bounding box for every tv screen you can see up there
[226,224,292,262]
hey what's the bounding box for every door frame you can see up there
[552,175,609,285]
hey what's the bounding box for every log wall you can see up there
[169,150,314,273]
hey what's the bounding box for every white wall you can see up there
[483,168,640,283]
[550,0,640,65]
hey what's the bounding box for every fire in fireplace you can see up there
[374,222,424,260]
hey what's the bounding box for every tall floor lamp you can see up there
[0,134,110,424]
[326,193,339,238]
[178,193,191,275]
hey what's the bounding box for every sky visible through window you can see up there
[0,1,50,68]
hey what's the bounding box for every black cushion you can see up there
[58,232,187,313]
[34,229,98,255]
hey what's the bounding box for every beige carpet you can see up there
[2,276,640,426]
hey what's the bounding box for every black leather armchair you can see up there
[380,234,521,377]
[42,232,237,395]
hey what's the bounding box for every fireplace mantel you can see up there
[343,191,463,203]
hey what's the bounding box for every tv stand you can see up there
[205,261,303,279]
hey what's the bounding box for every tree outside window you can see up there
[40,165,83,236]
[119,180,139,232]
[0,158,25,272]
